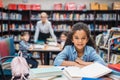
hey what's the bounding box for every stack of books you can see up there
[30,67,63,79]
[108,64,120,80]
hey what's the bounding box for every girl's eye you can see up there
[82,38,86,40]
[74,37,79,39]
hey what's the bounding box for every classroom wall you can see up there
[2,0,120,10]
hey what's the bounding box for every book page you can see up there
[65,62,112,78]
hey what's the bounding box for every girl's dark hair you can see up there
[61,31,68,37]
[21,31,30,36]
[64,22,96,49]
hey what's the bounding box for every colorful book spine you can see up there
[9,24,30,30]
[52,24,72,31]
[31,14,41,20]
[9,13,22,20]
[96,13,116,20]
[2,12,8,20]
[2,24,8,31]
[95,24,108,31]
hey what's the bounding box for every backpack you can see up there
[11,51,30,80]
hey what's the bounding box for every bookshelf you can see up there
[98,29,120,64]
[0,8,120,42]
[0,7,120,63]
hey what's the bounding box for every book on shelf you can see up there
[9,13,22,20]
[0,12,2,19]
[9,24,31,31]
[65,62,112,78]
[52,13,74,20]
[30,24,35,31]
[14,35,21,41]
[0,24,1,32]
[110,54,120,64]
[111,31,120,38]
[96,34,103,46]
[95,25,108,31]
[30,67,63,78]
[2,24,8,32]
[88,24,94,31]
[2,12,9,20]
[96,13,116,21]
[53,24,72,31]
[31,14,40,20]
[99,50,108,62]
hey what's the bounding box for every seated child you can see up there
[54,22,106,68]
[19,31,38,68]
[60,31,68,47]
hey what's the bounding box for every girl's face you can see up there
[72,30,88,51]
[23,34,30,42]
[60,34,67,42]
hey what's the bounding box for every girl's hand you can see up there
[75,58,86,65]
[74,62,85,68]
[29,45,33,50]
[75,58,93,66]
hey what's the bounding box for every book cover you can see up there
[30,67,63,78]
[108,64,120,72]
[82,77,101,80]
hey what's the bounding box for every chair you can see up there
[0,37,16,80]
[0,56,14,80]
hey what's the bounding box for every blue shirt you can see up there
[54,45,106,66]
[19,40,32,58]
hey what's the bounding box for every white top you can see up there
[34,20,57,42]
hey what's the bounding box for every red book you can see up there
[8,4,17,10]
[108,64,120,72]
[30,4,41,10]
[54,3,62,10]
[18,4,26,10]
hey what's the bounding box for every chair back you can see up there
[0,37,15,57]
[0,39,9,57]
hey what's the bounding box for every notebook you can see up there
[30,67,63,78]
[65,62,112,78]
[108,64,120,72]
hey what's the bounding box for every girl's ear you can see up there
[71,37,74,43]
[86,38,89,43]
[72,39,73,43]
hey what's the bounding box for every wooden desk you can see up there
[30,44,62,52]
[30,44,62,65]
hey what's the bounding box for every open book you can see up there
[65,62,112,78]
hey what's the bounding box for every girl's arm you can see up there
[54,46,83,67]
[89,49,106,65]
[61,60,85,68]
[75,58,93,66]
[34,22,40,43]
[20,41,33,50]
[49,22,57,42]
